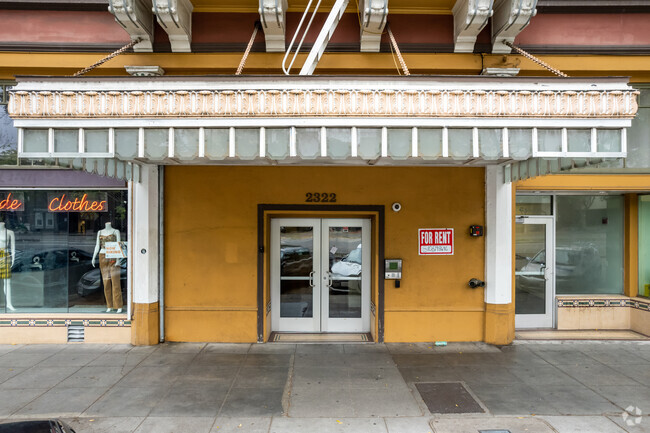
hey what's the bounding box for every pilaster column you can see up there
[484,165,515,344]
[131,164,160,345]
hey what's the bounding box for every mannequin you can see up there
[92,222,122,313]
[0,222,16,311]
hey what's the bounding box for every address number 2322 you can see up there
[305,193,337,202]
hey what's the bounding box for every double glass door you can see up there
[515,216,554,328]
[270,218,371,333]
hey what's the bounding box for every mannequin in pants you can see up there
[92,222,123,313]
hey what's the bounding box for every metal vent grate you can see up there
[67,325,85,342]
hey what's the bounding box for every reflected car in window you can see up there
[77,259,127,298]
[516,244,602,296]
[10,248,94,307]
[0,419,76,433]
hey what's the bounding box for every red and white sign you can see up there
[419,228,454,255]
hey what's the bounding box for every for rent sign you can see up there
[419,228,454,255]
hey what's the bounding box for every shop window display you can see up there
[639,195,650,298]
[555,195,624,295]
[0,190,128,313]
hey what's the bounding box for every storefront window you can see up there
[555,195,624,295]
[516,195,553,216]
[639,195,650,298]
[0,190,128,313]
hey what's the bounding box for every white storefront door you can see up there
[515,216,555,328]
[270,218,371,333]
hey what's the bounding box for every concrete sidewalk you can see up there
[0,341,648,432]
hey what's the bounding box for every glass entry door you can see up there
[270,218,371,333]
[515,216,554,328]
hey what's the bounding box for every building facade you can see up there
[0,0,648,345]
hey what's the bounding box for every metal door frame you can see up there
[515,215,555,329]
[270,217,371,333]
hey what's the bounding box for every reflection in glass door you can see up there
[515,216,554,328]
[270,218,370,333]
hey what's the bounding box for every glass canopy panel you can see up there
[538,129,562,152]
[509,129,532,160]
[567,129,591,152]
[85,129,109,153]
[204,128,229,160]
[326,128,351,160]
[357,128,381,159]
[235,128,259,160]
[53,129,78,153]
[448,129,472,159]
[266,128,290,160]
[387,128,411,160]
[23,129,48,153]
[418,128,442,160]
[144,129,168,160]
[174,128,199,160]
[597,129,622,152]
[296,128,320,160]
[115,129,138,159]
[478,128,502,160]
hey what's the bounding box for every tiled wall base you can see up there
[0,315,132,344]
[557,295,650,337]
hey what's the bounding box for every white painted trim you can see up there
[138,128,144,158]
[290,126,297,157]
[502,127,509,158]
[108,127,115,156]
[198,127,205,158]
[78,128,84,153]
[168,127,175,158]
[228,127,236,158]
[442,127,449,158]
[320,126,327,157]
[351,126,358,157]
[11,78,635,93]
[260,126,266,158]
[17,128,24,154]
[381,127,388,157]
[472,127,479,158]
[591,128,598,153]
[411,127,418,158]
[48,128,54,154]
[561,128,568,154]
[532,127,538,155]
[485,165,512,305]
[13,117,633,129]
[621,128,627,154]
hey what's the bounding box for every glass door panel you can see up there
[271,219,320,332]
[321,219,370,333]
[327,226,362,319]
[515,217,554,328]
[280,227,314,318]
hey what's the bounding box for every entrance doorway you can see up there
[270,218,371,333]
[515,216,555,328]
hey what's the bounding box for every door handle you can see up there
[309,271,315,288]
[324,271,332,288]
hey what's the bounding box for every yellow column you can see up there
[485,303,515,345]
[131,302,160,345]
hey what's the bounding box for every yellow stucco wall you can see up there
[164,166,486,342]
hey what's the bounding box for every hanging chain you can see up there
[386,24,410,76]
[236,22,260,75]
[72,38,141,77]
[505,41,568,78]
